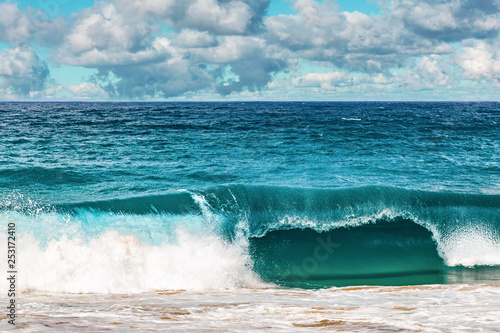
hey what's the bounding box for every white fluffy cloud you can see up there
[0,1,31,42]
[457,40,500,82]
[290,54,455,94]
[264,0,456,74]
[0,0,66,46]
[0,1,31,43]
[1,0,500,99]
[292,71,353,89]
[56,3,167,66]
[265,0,344,50]
[0,46,49,96]
[52,0,283,98]
[173,29,218,48]
[111,0,268,35]
[389,55,455,91]
[67,82,110,99]
[392,0,500,41]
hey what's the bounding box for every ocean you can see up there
[0,101,499,331]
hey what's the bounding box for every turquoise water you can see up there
[0,102,499,290]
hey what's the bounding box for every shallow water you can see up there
[11,284,500,332]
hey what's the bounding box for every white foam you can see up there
[265,208,416,235]
[438,225,500,267]
[0,225,265,294]
[16,284,500,332]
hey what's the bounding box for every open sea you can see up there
[0,101,499,331]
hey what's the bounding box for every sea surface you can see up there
[0,101,499,331]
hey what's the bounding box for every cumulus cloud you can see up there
[28,85,64,99]
[173,29,218,48]
[0,1,31,43]
[0,46,50,96]
[0,1,66,46]
[264,0,455,74]
[53,1,284,98]
[414,55,454,87]
[393,0,500,41]
[292,71,353,89]
[67,82,110,99]
[390,55,455,90]
[290,54,456,94]
[92,58,214,98]
[182,35,286,94]
[56,3,166,66]
[265,0,344,51]
[1,0,500,99]
[215,54,286,95]
[111,0,269,35]
[456,40,500,82]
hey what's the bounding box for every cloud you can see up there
[264,0,344,51]
[173,29,218,48]
[0,1,31,43]
[291,71,353,89]
[393,0,500,41]
[182,0,253,35]
[111,0,269,35]
[0,46,50,96]
[28,85,64,99]
[390,55,455,90]
[67,82,110,99]
[56,3,166,66]
[0,1,66,46]
[185,35,286,95]
[1,0,500,100]
[53,1,284,98]
[94,59,214,98]
[290,54,456,94]
[264,0,455,74]
[215,54,286,95]
[456,40,500,83]
[58,37,171,68]
[413,55,454,87]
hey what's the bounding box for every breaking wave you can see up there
[1,185,499,292]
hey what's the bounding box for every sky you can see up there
[0,0,500,101]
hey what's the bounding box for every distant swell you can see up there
[1,185,499,292]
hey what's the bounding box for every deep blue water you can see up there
[1,102,498,201]
[1,102,499,288]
